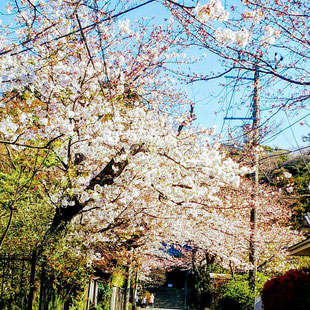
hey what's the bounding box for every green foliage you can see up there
[217,273,268,310]
[70,286,89,310]
[191,260,227,309]
[283,156,310,228]
[47,294,65,310]
[43,152,59,168]
[48,251,90,287]
[0,191,54,254]
[111,266,126,288]
[97,281,112,310]
[0,143,61,252]
[261,149,310,228]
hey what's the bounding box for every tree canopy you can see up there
[0,0,306,284]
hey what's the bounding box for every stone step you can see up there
[151,288,184,309]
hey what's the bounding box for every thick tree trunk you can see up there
[39,144,145,256]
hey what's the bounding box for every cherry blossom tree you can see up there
[0,0,247,265]
[164,0,310,98]
[0,2,303,290]
[161,0,310,144]
[134,177,301,278]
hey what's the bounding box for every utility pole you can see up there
[249,63,260,293]
[224,63,260,295]
[124,253,133,310]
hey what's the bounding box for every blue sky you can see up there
[137,1,310,151]
[1,0,309,151]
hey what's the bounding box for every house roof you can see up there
[288,238,310,256]
[301,212,310,233]
[288,213,310,256]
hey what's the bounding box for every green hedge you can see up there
[218,273,268,310]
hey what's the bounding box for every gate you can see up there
[0,252,36,310]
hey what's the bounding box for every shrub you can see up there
[217,273,268,310]
[262,269,310,310]
[97,281,112,310]
[111,266,126,288]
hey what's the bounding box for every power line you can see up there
[261,111,310,145]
